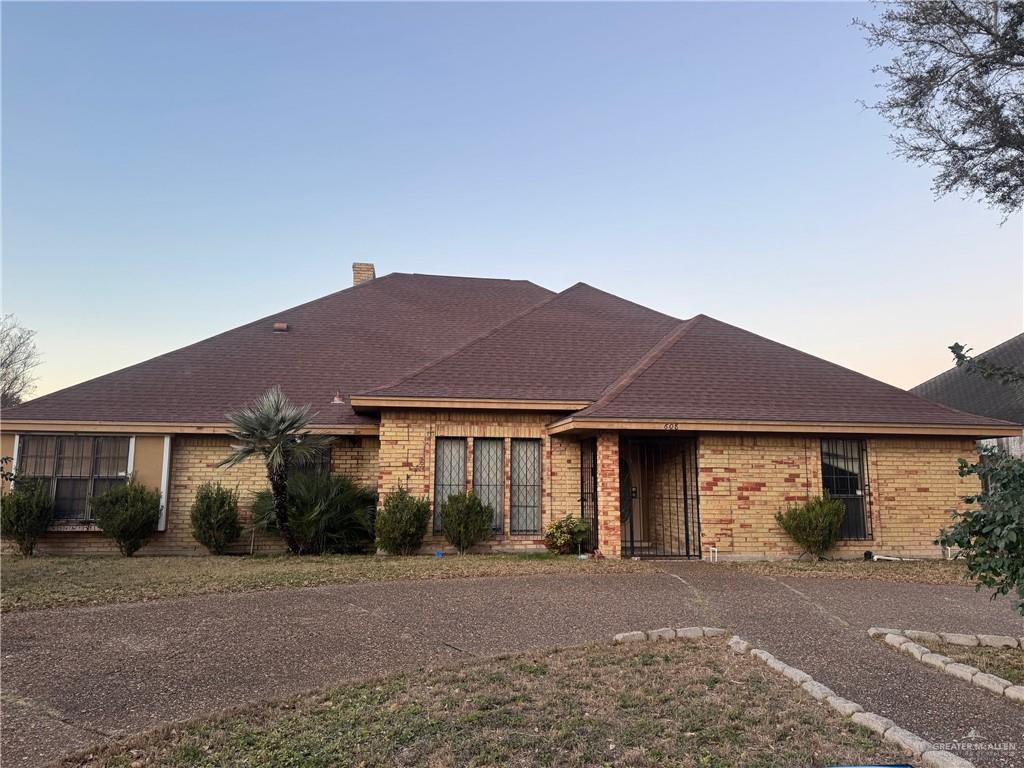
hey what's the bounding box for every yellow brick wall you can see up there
[698,433,979,560]
[377,409,582,553]
[34,435,380,556]
[866,437,979,557]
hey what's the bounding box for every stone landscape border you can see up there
[868,627,1024,705]
[613,626,974,768]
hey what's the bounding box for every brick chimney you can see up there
[352,262,376,286]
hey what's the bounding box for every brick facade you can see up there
[32,435,380,556]
[595,432,622,558]
[376,408,584,552]
[12,421,980,560]
[697,433,979,560]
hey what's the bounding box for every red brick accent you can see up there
[595,432,621,558]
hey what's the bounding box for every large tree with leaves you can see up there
[219,386,333,554]
[857,1,1024,218]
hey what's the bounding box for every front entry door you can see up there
[620,437,701,558]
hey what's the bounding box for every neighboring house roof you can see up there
[571,315,1012,427]
[364,283,681,402]
[5,274,554,426]
[6,272,1017,434]
[911,333,1024,425]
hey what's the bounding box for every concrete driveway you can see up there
[2,564,1022,767]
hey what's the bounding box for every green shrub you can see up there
[938,449,1024,613]
[92,481,161,557]
[250,471,376,555]
[190,483,241,555]
[543,515,591,554]
[439,492,493,554]
[0,477,54,556]
[375,485,431,555]
[774,495,844,560]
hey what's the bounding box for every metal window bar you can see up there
[16,435,130,521]
[433,437,466,533]
[472,438,504,533]
[579,438,598,552]
[294,444,333,477]
[820,438,871,540]
[89,437,132,506]
[510,439,541,535]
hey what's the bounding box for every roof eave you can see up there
[546,416,1022,438]
[0,419,380,436]
[350,395,592,413]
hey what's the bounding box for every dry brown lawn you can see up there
[64,640,915,768]
[0,553,653,613]
[932,642,1024,685]
[725,558,970,585]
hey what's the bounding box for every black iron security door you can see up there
[620,437,701,558]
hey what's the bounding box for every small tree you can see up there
[938,449,1024,614]
[92,481,161,557]
[775,495,845,560]
[375,486,430,555]
[190,483,241,555]
[439,492,492,555]
[219,386,333,555]
[0,476,53,556]
[939,342,1023,614]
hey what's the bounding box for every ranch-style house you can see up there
[3,264,1019,559]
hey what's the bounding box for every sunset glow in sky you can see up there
[3,2,1021,400]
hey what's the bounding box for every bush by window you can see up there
[440,491,492,554]
[376,485,430,555]
[190,483,241,555]
[0,476,54,556]
[92,480,161,557]
[543,515,591,555]
[774,495,845,560]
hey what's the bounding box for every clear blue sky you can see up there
[3,1,1021,399]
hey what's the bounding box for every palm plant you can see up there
[219,386,333,554]
[250,471,376,554]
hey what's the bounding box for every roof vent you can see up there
[272,322,289,333]
[352,262,376,286]
[332,391,345,404]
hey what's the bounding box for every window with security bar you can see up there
[510,439,541,535]
[472,438,504,533]
[17,435,131,521]
[820,438,871,540]
[433,437,466,532]
[295,444,332,477]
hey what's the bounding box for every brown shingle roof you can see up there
[8,273,1015,433]
[911,334,1024,424]
[5,273,553,426]
[573,315,1017,428]
[364,283,680,402]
